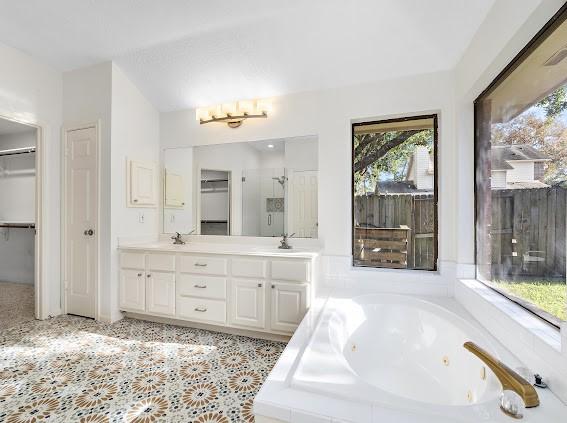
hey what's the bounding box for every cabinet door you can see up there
[120,269,146,312]
[130,160,156,206]
[271,282,308,333]
[146,271,175,316]
[229,279,265,329]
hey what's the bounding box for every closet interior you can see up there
[0,118,37,329]
[200,169,230,235]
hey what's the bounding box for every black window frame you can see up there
[351,114,439,271]
[474,3,567,329]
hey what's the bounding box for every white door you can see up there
[229,279,265,329]
[65,126,98,318]
[146,271,175,316]
[119,269,146,312]
[271,282,308,333]
[290,171,318,238]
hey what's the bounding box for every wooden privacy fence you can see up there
[354,194,435,269]
[491,187,566,278]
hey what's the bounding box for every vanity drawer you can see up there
[177,274,226,300]
[271,260,311,282]
[232,258,267,278]
[178,255,228,275]
[176,296,226,324]
[120,252,145,269]
[147,253,175,272]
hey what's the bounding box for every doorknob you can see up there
[84,229,94,236]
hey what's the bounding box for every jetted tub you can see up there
[290,294,508,421]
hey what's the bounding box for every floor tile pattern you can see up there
[0,282,34,331]
[0,316,285,422]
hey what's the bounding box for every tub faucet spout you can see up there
[463,341,539,408]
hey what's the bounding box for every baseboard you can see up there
[124,312,291,343]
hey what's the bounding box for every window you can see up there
[352,115,438,270]
[475,5,567,327]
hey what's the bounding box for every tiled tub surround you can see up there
[254,292,567,423]
[118,242,319,339]
[0,315,285,422]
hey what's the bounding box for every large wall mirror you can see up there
[162,135,318,238]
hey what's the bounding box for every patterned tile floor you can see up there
[0,316,286,422]
[0,282,35,331]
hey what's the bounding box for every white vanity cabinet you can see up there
[118,246,317,337]
[119,252,176,316]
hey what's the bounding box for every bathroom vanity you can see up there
[118,242,318,337]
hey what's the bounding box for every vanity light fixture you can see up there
[196,99,272,128]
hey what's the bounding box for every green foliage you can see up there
[537,86,567,119]
[354,129,433,195]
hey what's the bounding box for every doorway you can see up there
[0,116,41,329]
[63,124,99,319]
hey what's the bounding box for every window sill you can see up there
[456,279,561,352]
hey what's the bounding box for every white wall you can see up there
[506,161,535,183]
[0,130,36,284]
[110,64,160,322]
[284,136,318,172]
[490,170,507,189]
[0,41,62,317]
[161,70,456,290]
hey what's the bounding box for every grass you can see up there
[492,279,566,321]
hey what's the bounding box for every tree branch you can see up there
[354,130,422,173]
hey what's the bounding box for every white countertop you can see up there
[118,241,320,259]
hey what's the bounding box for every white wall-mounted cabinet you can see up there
[118,248,316,336]
[127,159,157,207]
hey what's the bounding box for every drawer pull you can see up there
[194,263,208,267]
[258,283,263,288]
[194,284,207,289]
[137,273,143,277]
[194,307,207,312]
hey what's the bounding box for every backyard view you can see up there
[485,86,567,323]
[353,116,437,270]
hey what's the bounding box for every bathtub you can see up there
[254,293,566,422]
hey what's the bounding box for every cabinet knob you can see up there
[258,283,262,288]
[137,273,142,277]
[271,284,275,289]
[147,274,151,278]
[133,199,138,202]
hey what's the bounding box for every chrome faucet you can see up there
[278,233,295,249]
[171,229,195,245]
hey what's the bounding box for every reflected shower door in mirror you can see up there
[162,135,318,238]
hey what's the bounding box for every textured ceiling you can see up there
[0,0,496,111]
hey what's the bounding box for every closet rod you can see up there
[0,223,35,229]
[0,146,36,157]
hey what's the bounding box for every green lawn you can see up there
[492,280,566,321]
